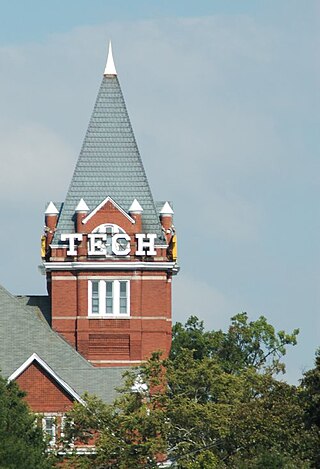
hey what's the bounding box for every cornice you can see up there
[43,261,180,274]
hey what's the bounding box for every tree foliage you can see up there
[63,314,318,468]
[63,353,168,468]
[170,313,299,374]
[301,348,320,428]
[0,373,53,469]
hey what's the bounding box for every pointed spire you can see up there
[104,41,117,76]
[160,202,174,215]
[75,198,89,213]
[129,199,143,213]
[53,46,165,245]
[45,201,59,215]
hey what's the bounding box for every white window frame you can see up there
[42,415,56,446]
[88,279,130,317]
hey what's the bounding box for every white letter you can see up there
[88,233,107,255]
[135,234,157,256]
[61,233,83,256]
[112,234,131,256]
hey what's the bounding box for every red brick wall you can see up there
[16,362,74,413]
[48,202,174,366]
[50,272,172,364]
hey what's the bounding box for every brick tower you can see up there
[42,43,179,367]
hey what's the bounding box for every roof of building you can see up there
[16,295,51,325]
[0,284,125,403]
[53,49,165,245]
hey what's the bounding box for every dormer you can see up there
[81,196,136,235]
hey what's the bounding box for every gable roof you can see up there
[53,71,165,245]
[0,284,125,403]
[8,353,84,404]
[81,196,136,226]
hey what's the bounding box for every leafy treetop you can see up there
[170,313,299,375]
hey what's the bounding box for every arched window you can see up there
[90,223,130,257]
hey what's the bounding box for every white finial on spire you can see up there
[104,41,117,76]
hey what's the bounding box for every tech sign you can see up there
[60,232,157,257]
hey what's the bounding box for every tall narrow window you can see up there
[89,280,130,316]
[119,281,128,314]
[43,416,56,445]
[106,281,113,314]
[91,281,99,314]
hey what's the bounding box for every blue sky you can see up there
[0,1,318,383]
[0,1,317,44]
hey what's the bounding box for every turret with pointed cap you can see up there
[160,202,174,241]
[129,199,143,214]
[75,198,89,213]
[129,199,143,231]
[44,202,59,249]
[160,201,174,216]
[75,198,89,233]
[45,201,59,215]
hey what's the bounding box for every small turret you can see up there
[129,199,143,232]
[160,202,174,235]
[44,202,59,252]
[75,198,89,233]
[160,202,177,260]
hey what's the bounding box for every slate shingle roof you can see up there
[53,75,165,245]
[16,295,51,325]
[0,284,125,403]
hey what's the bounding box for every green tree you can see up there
[63,353,168,469]
[0,373,53,469]
[300,349,320,467]
[171,313,299,375]
[63,315,311,468]
[301,348,320,429]
[165,349,314,468]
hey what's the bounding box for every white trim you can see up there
[42,415,56,446]
[43,261,177,272]
[51,276,77,280]
[52,275,167,281]
[89,360,142,364]
[8,353,84,404]
[87,316,171,321]
[82,196,135,225]
[52,316,171,321]
[57,446,96,455]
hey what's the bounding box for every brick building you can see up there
[0,43,179,445]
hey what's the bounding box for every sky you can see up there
[0,1,318,383]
